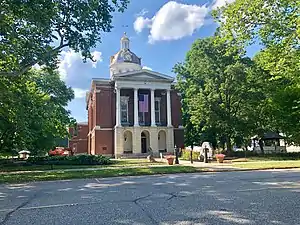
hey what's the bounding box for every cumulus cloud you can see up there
[135,8,148,17]
[133,1,209,43]
[211,0,236,10]
[142,66,153,70]
[73,88,88,99]
[134,16,152,33]
[58,50,102,80]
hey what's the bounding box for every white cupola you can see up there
[109,33,142,78]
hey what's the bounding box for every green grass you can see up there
[232,160,300,169]
[0,166,199,184]
[0,159,164,172]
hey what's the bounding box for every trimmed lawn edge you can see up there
[0,166,198,184]
[1,165,300,184]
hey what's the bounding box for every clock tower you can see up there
[109,33,142,79]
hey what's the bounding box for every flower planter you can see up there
[166,157,174,165]
[164,155,175,165]
[215,154,225,163]
[217,157,224,163]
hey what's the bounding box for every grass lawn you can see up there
[0,159,164,172]
[0,166,199,184]
[232,160,300,169]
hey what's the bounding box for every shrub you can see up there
[231,151,259,158]
[181,149,200,161]
[27,155,112,165]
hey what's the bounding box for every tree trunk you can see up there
[190,144,194,164]
[226,135,232,156]
[259,139,264,155]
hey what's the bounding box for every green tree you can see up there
[213,0,300,143]
[213,0,299,79]
[0,0,129,76]
[0,69,75,155]
[174,37,266,153]
[174,64,200,149]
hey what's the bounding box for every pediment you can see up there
[115,69,174,82]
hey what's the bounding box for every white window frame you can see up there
[155,97,161,124]
[120,96,129,123]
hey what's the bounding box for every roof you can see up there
[77,122,88,126]
[262,132,285,140]
[110,49,141,65]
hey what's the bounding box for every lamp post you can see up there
[174,145,179,164]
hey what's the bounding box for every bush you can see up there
[230,151,300,160]
[231,151,259,158]
[27,155,112,165]
[258,152,300,160]
[181,149,200,161]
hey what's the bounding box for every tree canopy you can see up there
[176,0,300,151]
[0,69,75,155]
[212,0,299,80]
[175,37,267,152]
[213,0,300,143]
[0,0,129,76]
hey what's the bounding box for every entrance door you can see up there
[141,132,147,153]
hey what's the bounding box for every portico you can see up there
[115,87,172,128]
[113,75,175,157]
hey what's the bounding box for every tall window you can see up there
[139,112,145,124]
[155,97,161,124]
[120,96,129,124]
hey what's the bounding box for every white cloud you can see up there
[91,51,102,68]
[211,0,236,10]
[135,8,148,17]
[134,16,152,33]
[133,1,209,43]
[73,88,88,99]
[58,50,102,80]
[142,66,153,71]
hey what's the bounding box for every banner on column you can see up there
[138,94,148,112]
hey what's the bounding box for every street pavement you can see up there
[1,169,300,225]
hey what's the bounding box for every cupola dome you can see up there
[109,33,142,77]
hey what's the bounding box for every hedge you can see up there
[27,155,112,165]
[181,149,200,161]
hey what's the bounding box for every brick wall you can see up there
[68,124,88,154]
[95,130,114,156]
[171,90,183,128]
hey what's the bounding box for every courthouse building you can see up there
[71,33,184,157]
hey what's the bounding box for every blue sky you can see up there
[62,0,260,123]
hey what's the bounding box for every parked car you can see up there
[49,147,70,156]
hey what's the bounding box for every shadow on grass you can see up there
[0,166,199,184]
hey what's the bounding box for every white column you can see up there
[151,89,156,126]
[167,89,172,127]
[115,88,121,127]
[134,88,139,126]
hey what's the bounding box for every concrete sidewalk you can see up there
[179,159,238,171]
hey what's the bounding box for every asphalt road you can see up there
[1,169,300,225]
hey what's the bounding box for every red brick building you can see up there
[68,122,88,154]
[71,33,184,157]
